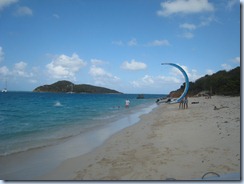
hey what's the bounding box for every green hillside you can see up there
[170,66,240,97]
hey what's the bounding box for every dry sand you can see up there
[40,96,240,180]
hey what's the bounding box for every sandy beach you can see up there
[40,96,240,180]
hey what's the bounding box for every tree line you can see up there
[170,66,240,97]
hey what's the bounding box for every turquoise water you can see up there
[0,92,165,156]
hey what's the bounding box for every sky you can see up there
[0,0,240,94]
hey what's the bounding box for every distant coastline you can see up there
[33,80,122,94]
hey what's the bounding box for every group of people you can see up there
[179,96,188,109]
[125,96,189,109]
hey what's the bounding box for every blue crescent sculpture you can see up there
[161,63,189,104]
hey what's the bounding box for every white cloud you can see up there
[121,59,147,71]
[28,79,37,84]
[157,75,181,83]
[91,59,106,65]
[15,6,33,16]
[147,39,170,46]
[221,63,232,71]
[89,65,107,76]
[128,38,137,46]
[206,69,214,75]
[114,38,170,47]
[131,75,155,88]
[231,56,240,64]
[190,69,202,81]
[179,23,196,39]
[13,61,29,77]
[0,60,39,86]
[131,74,181,89]
[130,64,201,91]
[179,16,216,39]
[181,31,194,39]
[46,53,86,80]
[0,66,9,76]
[226,0,239,10]
[53,13,60,19]
[198,16,216,27]
[89,62,120,85]
[219,57,240,72]
[0,61,33,79]
[112,40,124,46]
[130,65,203,93]
[142,75,154,84]
[157,0,214,17]
[180,23,197,30]
[0,47,4,63]
[14,61,27,70]
[131,81,140,88]
[0,0,18,11]
[0,61,36,79]
[171,64,202,82]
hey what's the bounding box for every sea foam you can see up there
[54,101,62,107]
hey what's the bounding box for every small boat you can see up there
[66,84,74,94]
[2,80,7,92]
[2,88,7,93]
[156,97,178,104]
[136,94,144,99]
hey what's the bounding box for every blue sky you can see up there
[0,0,240,94]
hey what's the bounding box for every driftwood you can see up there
[214,105,229,110]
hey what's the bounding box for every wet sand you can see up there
[40,96,240,180]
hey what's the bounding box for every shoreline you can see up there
[40,96,240,180]
[0,102,157,180]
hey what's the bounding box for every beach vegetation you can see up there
[170,66,240,97]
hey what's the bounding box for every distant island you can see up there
[33,80,122,94]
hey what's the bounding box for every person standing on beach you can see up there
[179,99,184,109]
[125,99,130,108]
[183,96,188,109]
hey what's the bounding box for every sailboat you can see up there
[2,80,7,92]
[67,84,74,94]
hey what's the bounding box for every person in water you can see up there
[125,99,130,108]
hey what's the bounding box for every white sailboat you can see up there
[67,84,74,94]
[2,80,7,92]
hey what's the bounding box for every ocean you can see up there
[0,92,165,157]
